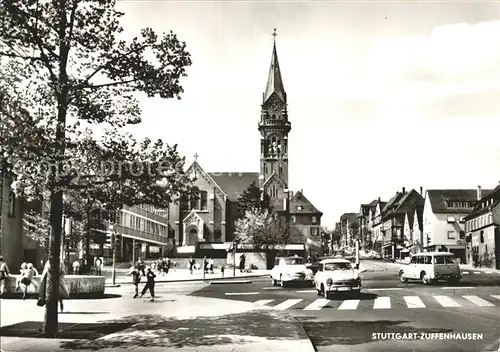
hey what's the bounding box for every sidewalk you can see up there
[459,264,500,274]
[103,268,270,285]
[0,287,314,351]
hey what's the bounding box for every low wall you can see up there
[2,275,106,298]
[227,252,267,270]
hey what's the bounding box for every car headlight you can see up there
[326,278,333,286]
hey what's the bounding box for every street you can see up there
[190,260,500,352]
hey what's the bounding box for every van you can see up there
[398,252,461,285]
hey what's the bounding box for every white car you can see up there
[398,252,461,285]
[270,256,314,287]
[314,258,367,298]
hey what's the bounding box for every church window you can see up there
[200,191,208,210]
[190,187,200,210]
[180,194,189,210]
[272,114,276,119]
[279,165,283,175]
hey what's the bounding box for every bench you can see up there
[2,275,106,298]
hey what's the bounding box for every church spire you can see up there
[263,28,286,104]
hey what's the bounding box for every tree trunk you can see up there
[43,191,63,336]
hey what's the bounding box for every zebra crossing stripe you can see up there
[254,300,274,306]
[434,295,461,307]
[273,299,303,310]
[404,296,426,308]
[373,297,391,309]
[338,299,360,310]
[463,295,495,307]
[490,295,500,300]
[462,272,469,274]
[303,299,330,311]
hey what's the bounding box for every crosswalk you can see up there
[253,294,500,311]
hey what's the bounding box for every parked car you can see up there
[270,256,314,287]
[314,258,367,298]
[398,252,461,285]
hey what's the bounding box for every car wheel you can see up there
[421,271,430,285]
[399,270,408,283]
[272,278,278,286]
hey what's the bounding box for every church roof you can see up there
[263,41,286,103]
[208,172,259,202]
[290,190,322,215]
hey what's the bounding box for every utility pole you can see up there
[110,225,116,285]
[233,240,237,277]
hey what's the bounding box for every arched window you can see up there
[200,191,208,210]
[190,187,200,210]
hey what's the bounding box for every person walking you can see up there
[239,254,246,273]
[127,265,142,298]
[188,257,195,274]
[94,257,102,276]
[140,267,156,302]
[137,258,146,276]
[165,257,171,274]
[38,260,69,312]
[203,256,208,274]
[19,263,37,300]
[208,257,214,274]
[0,256,11,297]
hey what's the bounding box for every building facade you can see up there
[358,200,377,250]
[464,184,500,269]
[422,187,492,263]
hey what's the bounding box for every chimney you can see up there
[402,187,406,194]
[477,186,482,200]
[378,197,381,202]
[300,189,303,194]
[420,186,423,195]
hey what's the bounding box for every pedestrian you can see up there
[72,259,80,275]
[19,263,37,300]
[166,257,171,274]
[239,254,246,273]
[137,258,146,276]
[140,267,156,302]
[16,262,28,290]
[127,265,142,298]
[94,257,102,276]
[209,257,214,274]
[188,257,195,274]
[203,256,208,274]
[0,256,11,297]
[37,260,69,312]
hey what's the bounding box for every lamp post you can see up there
[232,240,237,277]
[109,224,116,285]
[283,188,291,256]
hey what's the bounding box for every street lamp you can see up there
[284,188,291,256]
[232,240,237,277]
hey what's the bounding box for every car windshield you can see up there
[324,263,351,271]
[434,255,457,264]
[284,258,305,265]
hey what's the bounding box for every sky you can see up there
[115,0,500,228]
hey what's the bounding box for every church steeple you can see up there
[259,29,290,212]
[263,29,286,104]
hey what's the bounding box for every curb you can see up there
[105,274,269,286]
[270,309,316,352]
[210,280,251,285]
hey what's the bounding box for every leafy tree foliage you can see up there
[0,0,193,335]
[235,182,271,220]
[234,208,289,248]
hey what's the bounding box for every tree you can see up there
[0,0,193,335]
[348,222,360,247]
[234,208,289,249]
[236,182,271,220]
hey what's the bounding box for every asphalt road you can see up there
[190,260,500,352]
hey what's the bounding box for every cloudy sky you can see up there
[116,0,500,228]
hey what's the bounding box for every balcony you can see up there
[262,153,288,160]
[258,120,291,132]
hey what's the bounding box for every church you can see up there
[168,32,324,260]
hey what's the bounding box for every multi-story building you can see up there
[339,213,358,248]
[289,190,323,255]
[358,200,377,249]
[423,187,493,263]
[371,198,387,253]
[380,188,424,259]
[464,184,500,269]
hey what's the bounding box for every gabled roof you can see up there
[262,172,286,188]
[263,41,286,103]
[340,212,358,223]
[208,172,259,202]
[426,189,494,214]
[187,161,227,198]
[394,189,425,213]
[405,211,415,228]
[360,199,378,216]
[382,192,404,214]
[290,190,322,215]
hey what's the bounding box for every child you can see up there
[127,265,142,298]
[140,267,156,302]
[19,263,37,300]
